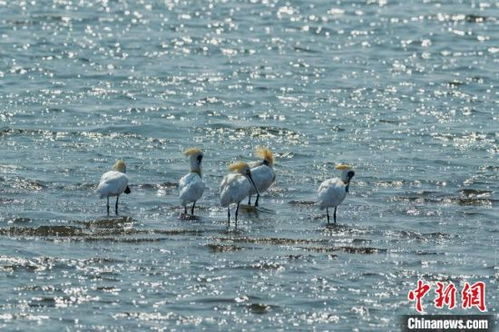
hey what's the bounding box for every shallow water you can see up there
[0,0,498,330]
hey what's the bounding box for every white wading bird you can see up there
[247,147,276,207]
[220,161,260,227]
[96,160,131,216]
[317,164,355,224]
[179,148,206,215]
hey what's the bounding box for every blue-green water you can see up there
[0,0,498,330]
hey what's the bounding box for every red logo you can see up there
[461,281,486,312]
[408,280,487,312]
[408,280,431,312]
[434,281,457,309]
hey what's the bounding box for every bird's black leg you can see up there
[334,207,337,224]
[191,201,196,215]
[235,203,240,228]
[184,205,187,214]
[115,195,119,215]
[248,195,252,205]
[255,194,260,207]
[227,208,231,227]
[106,197,110,216]
[326,207,330,224]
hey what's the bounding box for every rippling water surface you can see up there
[1,0,498,330]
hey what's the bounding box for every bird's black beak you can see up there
[344,170,355,185]
[247,173,260,195]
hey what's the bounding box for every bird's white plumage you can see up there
[178,148,205,214]
[97,170,129,198]
[317,178,348,209]
[220,173,252,207]
[179,172,205,206]
[248,164,275,196]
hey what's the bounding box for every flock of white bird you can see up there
[96,147,355,227]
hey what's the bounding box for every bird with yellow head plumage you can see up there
[179,148,206,216]
[247,147,276,207]
[220,161,260,227]
[317,164,355,223]
[96,160,131,216]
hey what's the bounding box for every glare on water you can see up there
[0,0,497,330]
